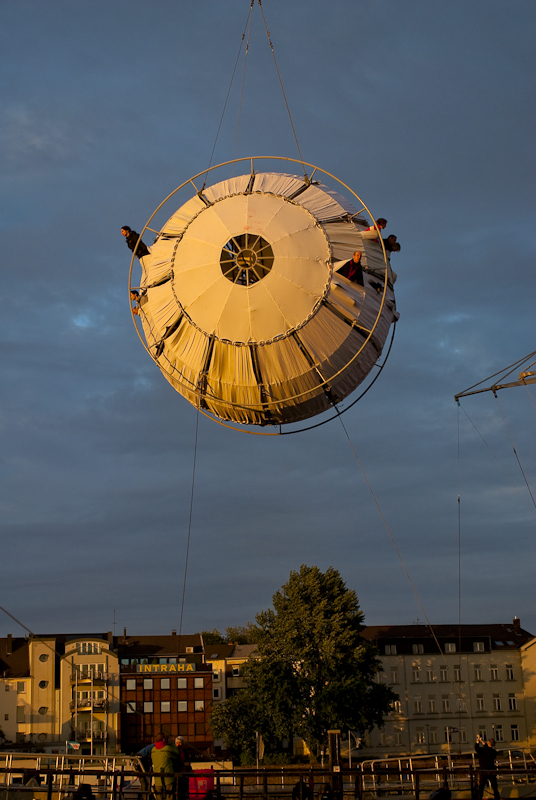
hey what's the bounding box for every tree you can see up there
[210,565,396,758]
[199,624,257,646]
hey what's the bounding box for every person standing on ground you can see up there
[151,733,181,800]
[475,735,500,800]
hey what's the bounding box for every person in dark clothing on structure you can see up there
[338,250,364,285]
[383,234,400,254]
[475,736,500,800]
[121,226,151,259]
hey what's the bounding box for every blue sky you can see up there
[1,0,534,638]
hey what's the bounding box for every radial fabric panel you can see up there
[136,172,398,426]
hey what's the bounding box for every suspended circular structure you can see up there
[130,158,399,427]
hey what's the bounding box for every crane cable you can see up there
[257,0,308,181]
[201,1,255,191]
[233,3,254,165]
[336,408,477,736]
[179,411,200,637]
[493,393,536,510]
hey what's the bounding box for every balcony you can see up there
[70,699,109,711]
[75,729,108,742]
[70,671,108,683]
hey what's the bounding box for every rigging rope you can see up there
[335,409,476,735]
[233,4,254,166]
[201,1,255,191]
[494,394,536,510]
[179,411,200,637]
[257,0,308,180]
[458,402,536,517]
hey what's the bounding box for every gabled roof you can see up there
[115,634,203,656]
[362,622,533,651]
[0,637,30,679]
[229,644,257,660]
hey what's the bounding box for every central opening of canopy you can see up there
[220,233,274,286]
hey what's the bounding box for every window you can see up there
[456,698,466,712]
[232,666,240,677]
[412,669,421,682]
[442,696,450,712]
[194,677,204,689]
[143,679,153,690]
[506,665,514,681]
[428,696,437,713]
[426,669,435,682]
[385,644,397,655]
[126,679,136,691]
[160,678,170,690]
[459,728,467,743]
[4,714,9,721]
[39,654,49,662]
[376,672,386,684]
[97,690,104,699]
[38,681,48,689]
[16,706,25,722]
[391,700,402,714]
[416,729,425,744]
[511,725,519,742]
[178,678,187,689]
[430,729,438,744]
[473,642,484,652]
[395,732,403,746]
[194,700,204,711]
[126,702,136,714]
[508,694,517,711]
[213,671,220,682]
[478,728,487,741]
[160,701,171,713]
[38,733,47,742]
[444,727,454,743]
[213,688,220,699]
[490,665,499,681]
[390,669,399,684]
[445,643,456,653]
[493,695,501,711]
[474,666,483,681]
[17,682,25,693]
[38,706,48,715]
[440,666,448,682]
[378,732,386,746]
[454,666,462,682]
[495,726,503,742]
[178,701,187,712]
[414,697,423,713]
[476,694,485,711]
[412,644,424,655]
[4,686,8,692]
[143,702,153,713]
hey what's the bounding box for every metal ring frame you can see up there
[128,156,394,433]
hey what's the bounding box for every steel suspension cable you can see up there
[179,411,200,637]
[257,0,308,180]
[233,5,254,164]
[335,409,476,733]
[201,1,255,190]
[494,394,536,509]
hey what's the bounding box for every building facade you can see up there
[361,620,533,758]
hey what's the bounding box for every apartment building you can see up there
[361,620,534,757]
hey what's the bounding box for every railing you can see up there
[0,758,534,800]
[70,700,109,711]
[71,671,108,682]
[75,730,108,741]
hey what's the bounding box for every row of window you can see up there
[75,642,101,655]
[385,642,516,656]
[380,665,515,684]
[125,677,205,691]
[377,724,520,747]
[411,693,518,714]
[126,700,205,713]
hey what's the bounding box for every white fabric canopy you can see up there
[137,172,398,425]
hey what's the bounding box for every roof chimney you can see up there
[6,634,12,656]
[123,627,127,642]
[513,617,521,633]
[171,629,177,636]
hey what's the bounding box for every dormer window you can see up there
[473,642,484,652]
